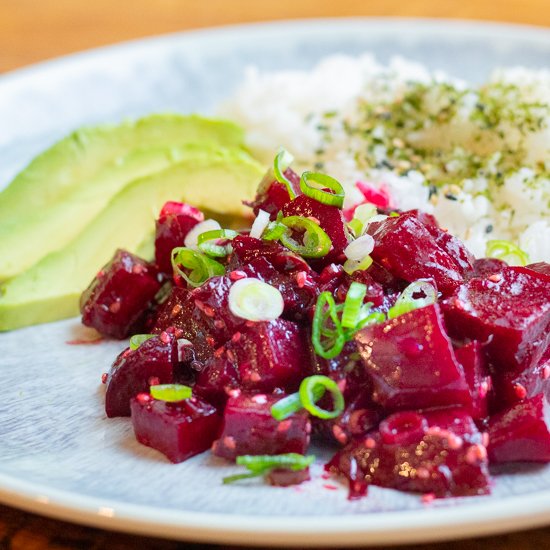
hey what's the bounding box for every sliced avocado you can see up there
[0,143,226,280]
[0,115,246,280]
[0,150,263,331]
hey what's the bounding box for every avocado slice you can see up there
[0,115,245,280]
[0,149,263,331]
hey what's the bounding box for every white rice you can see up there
[220,54,550,262]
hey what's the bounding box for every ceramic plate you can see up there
[0,18,549,547]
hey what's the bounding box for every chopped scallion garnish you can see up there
[197,228,238,257]
[228,278,284,321]
[387,280,437,319]
[299,171,345,208]
[280,216,332,258]
[343,255,373,275]
[129,334,155,350]
[299,375,345,419]
[222,453,315,484]
[150,384,192,402]
[273,149,297,199]
[312,291,345,359]
[171,247,225,287]
[341,282,367,329]
[486,239,529,266]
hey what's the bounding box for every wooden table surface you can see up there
[1,1,549,548]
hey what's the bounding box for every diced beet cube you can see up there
[153,276,249,363]
[317,264,384,308]
[493,346,550,410]
[240,257,318,321]
[105,333,177,417]
[212,393,311,461]
[367,212,470,295]
[246,168,301,219]
[327,408,491,498]
[442,267,550,377]
[81,249,162,339]
[526,262,550,278]
[131,393,221,463]
[469,258,508,279]
[154,201,204,274]
[454,341,492,420]
[230,235,311,274]
[195,320,308,403]
[282,194,350,267]
[409,210,475,274]
[487,394,550,463]
[355,304,472,412]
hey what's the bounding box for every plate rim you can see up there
[1,16,549,546]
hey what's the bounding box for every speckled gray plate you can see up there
[0,18,549,547]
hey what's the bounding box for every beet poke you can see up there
[81,151,550,501]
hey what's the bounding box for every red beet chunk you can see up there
[240,257,318,321]
[317,264,384,308]
[230,235,311,274]
[105,333,177,417]
[455,341,492,420]
[355,304,471,412]
[282,194,350,266]
[154,201,204,274]
[442,267,550,376]
[487,394,550,463]
[80,249,161,339]
[212,393,311,461]
[195,319,308,403]
[131,393,221,463]
[367,212,469,295]
[153,276,249,363]
[409,210,475,274]
[469,258,508,279]
[246,168,301,219]
[327,408,491,498]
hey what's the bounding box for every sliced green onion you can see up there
[249,209,271,240]
[150,384,192,402]
[343,255,373,275]
[263,221,287,241]
[341,282,367,329]
[299,171,345,208]
[197,228,238,257]
[228,278,284,321]
[171,247,225,288]
[312,292,345,359]
[273,149,296,199]
[299,375,345,419]
[184,219,221,249]
[344,234,375,261]
[486,239,529,266]
[222,453,315,484]
[129,334,155,350]
[348,203,378,236]
[388,280,437,319]
[271,383,326,421]
[280,216,332,258]
[357,310,386,329]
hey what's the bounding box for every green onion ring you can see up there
[197,229,238,258]
[171,247,225,287]
[341,282,367,329]
[299,171,345,208]
[486,239,529,266]
[273,149,297,199]
[312,292,346,359]
[299,375,345,420]
[263,221,287,241]
[388,280,437,319]
[271,384,326,421]
[280,216,332,258]
[150,384,192,402]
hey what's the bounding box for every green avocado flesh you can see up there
[0,151,264,331]
[0,115,246,280]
